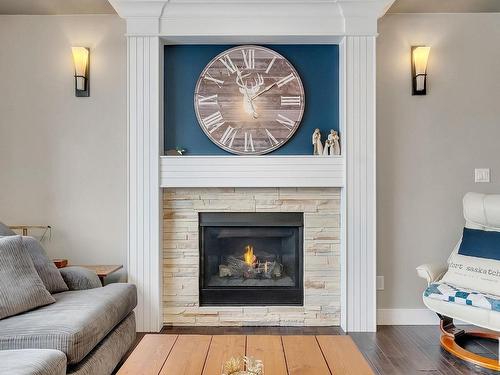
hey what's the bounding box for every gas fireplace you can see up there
[199,212,304,306]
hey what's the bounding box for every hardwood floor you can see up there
[118,326,499,375]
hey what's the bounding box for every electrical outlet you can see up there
[376,276,385,291]
[475,168,490,183]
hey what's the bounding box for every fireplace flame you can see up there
[244,245,255,266]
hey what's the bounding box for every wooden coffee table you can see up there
[117,334,374,375]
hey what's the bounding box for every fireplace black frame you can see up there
[199,212,304,306]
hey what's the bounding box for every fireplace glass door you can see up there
[199,212,303,306]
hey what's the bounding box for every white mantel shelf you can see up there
[160,155,344,188]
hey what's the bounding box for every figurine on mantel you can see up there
[166,147,186,156]
[312,128,323,156]
[322,130,341,156]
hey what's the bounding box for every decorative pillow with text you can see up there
[441,228,500,296]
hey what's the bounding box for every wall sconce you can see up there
[411,46,430,95]
[71,47,90,97]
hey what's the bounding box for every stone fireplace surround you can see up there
[109,0,392,332]
[163,187,340,326]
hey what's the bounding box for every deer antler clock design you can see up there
[194,45,305,155]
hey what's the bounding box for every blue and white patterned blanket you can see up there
[424,282,500,312]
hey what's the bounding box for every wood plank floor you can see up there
[116,326,499,375]
[117,334,373,375]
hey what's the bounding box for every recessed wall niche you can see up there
[164,44,339,155]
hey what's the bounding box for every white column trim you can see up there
[127,36,163,332]
[345,36,377,332]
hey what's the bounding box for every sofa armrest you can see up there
[59,266,102,290]
[416,263,448,286]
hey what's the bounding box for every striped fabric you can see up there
[68,312,136,375]
[0,283,137,364]
[22,236,68,294]
[0,349,66,375]
[0,236,55,320]
[59,266,102,291]
[0,221,15,236]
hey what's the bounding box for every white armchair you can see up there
[416,192,500,371]
[416,263,448,286]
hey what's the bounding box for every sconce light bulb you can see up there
[72,47,89,75]
[413,46,430,75]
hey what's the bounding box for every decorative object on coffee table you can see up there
[222,356,264,375]
[75,264,123,285]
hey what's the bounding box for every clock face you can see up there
[194,45,305,155]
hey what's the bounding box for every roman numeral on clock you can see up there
[204,73,224,88]
[265,129,279,146]
[198,94,218,105]
[277,73,295,88]
[244,132,255,152]
[202,111,225,133]
[220,126,237,147]
[219,54,238,74]
[281,96,301,106]
[242,49,255,70]
[265,56,277,74]
[276,114,295,130]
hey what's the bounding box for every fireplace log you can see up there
[219,265,232,277]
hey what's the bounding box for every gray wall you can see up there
[377,13,500,309]
[0,15,127,278]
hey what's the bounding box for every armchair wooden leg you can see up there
[438,315,500,371]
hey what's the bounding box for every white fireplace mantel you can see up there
[160,156,345,188]
[110,0,394,333]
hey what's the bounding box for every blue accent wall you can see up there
[164,44,339,155]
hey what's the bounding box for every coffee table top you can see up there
[117,334,374,375]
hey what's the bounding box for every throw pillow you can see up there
[0,221,15,236]
[22,237,68,293]
[0,236,55,319]
[441,227,500,296]
[458,227,500,260]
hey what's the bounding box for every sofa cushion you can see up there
[0,236,55,320]
[0,349,66,375]
[67,313,136,375]
[23,236,69,293]
[0,283,137,364]
[0,221,15,236]
[60,266,102,290]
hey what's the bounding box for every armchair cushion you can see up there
[424,282,500,313]
[60,266,102,290]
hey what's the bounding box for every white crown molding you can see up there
[109,0,395,36]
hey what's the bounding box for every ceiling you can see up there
[0,0,115,15]
[387,0,500,13]
[1,0,500,15]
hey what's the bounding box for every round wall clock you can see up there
[194,45,305,155]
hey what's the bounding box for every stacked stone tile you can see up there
[163,187,341,326]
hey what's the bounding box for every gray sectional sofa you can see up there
[0,223,137,375]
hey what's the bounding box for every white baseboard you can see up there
[377,309,441,325]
